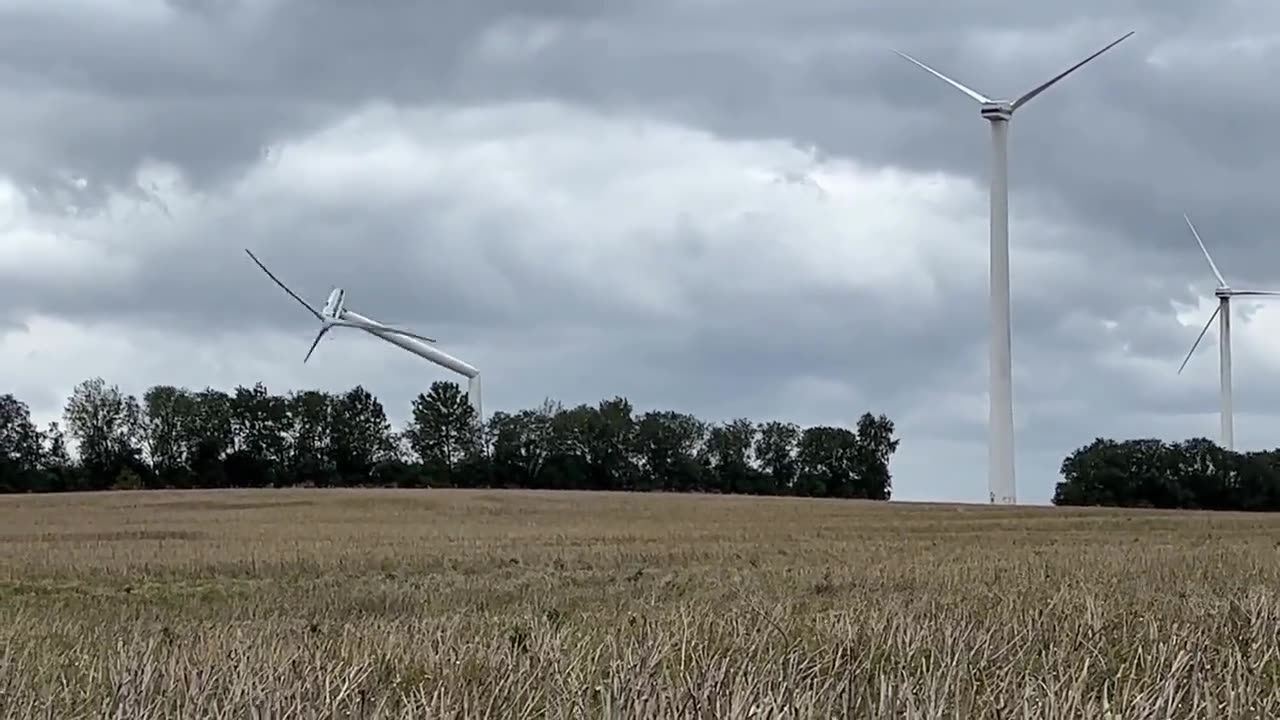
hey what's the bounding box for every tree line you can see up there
[0,378,900,499]
[1053,437,1280,511]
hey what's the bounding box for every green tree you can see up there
[0,394,44,492]
[39,421,76,492]
[1053,437,1245,510]
[404,381,481,486]
[4,380,905,503]
[795,426,861,498]
[705,418,763,494]
[1232,450,1280,511]
[329,385,394,484]
[633,410,706,491]
[1169,438,1232,510]
[285,390,335,486]
[854,413,899,500]
[587,397,638,491]
[488,402,557,489]
[225,383,289,487]
[62,378,146,490]
[756,421,800,494]
[142,385,197,485]
[189,388,234,488]
[542,404,594,490]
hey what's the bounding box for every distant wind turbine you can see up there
[1177,214,1280,451]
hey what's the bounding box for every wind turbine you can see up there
[245,249,484,421]
[1177,215,1280,451]
[894,31,1134,505]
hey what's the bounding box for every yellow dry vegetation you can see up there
[2,488,1280,718]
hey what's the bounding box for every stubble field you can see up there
[2,489,1280,718]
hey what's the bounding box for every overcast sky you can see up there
[6,1,1280,504]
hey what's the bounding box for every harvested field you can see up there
[2,488,1280,718]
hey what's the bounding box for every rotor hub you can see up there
[1215,287,1232,299]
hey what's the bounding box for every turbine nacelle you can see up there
[322,288,346,319]
[979,103,1014,121]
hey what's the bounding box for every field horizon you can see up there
[4,487,1278,718]
[0,485,1188,513]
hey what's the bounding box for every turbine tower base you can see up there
[467,374,483,426]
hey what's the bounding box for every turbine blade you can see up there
[303,326,331,364]
[1229,290,1280,296]
[245,249,322,320]
[335,318,437,344]
[1010,31,1135,111]
[892,50,993,104]
[1178,303,1222,375]
[377,326,438,344]
[1183,214,1228,287]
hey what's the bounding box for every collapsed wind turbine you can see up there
[894,31,1134,505]
[244,249,484,421]
[1177,215,1280,451]
[245,250,436,361]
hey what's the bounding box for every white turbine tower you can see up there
[894,31,1134,505]
[1177,215,1280,451]
[245,249,484,421]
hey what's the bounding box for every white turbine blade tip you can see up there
[1183,214,1228,287]
[893,49,993,104]
[1010,31,1135,110]
[383,326,437,344]
[343,317,437,344]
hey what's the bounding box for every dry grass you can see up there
[2,489,1280,718]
